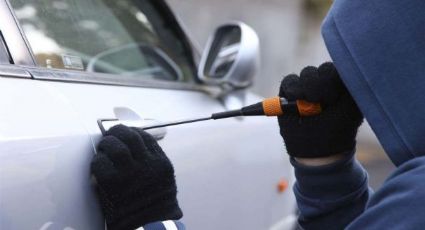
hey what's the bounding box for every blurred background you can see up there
[166,0,394,189]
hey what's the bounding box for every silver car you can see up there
[0,0,296,229]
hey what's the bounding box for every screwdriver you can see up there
[142,97,322,130]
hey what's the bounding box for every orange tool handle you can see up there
[212,97,322,120]
[262,97,322,117]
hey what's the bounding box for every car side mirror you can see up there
[198,22,259,89]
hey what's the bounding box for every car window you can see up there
[9,0,195,82]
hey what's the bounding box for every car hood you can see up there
[321,0,425,166]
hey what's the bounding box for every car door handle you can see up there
[97,118,167,140]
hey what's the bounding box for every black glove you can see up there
[278,62,363,158]
[91,125,182,230]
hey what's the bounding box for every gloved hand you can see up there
[91,125,182,230]
[278,62,363,158]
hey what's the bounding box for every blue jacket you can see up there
[290,0,425,229]
[293,152,425,229]
[322,0,425,166]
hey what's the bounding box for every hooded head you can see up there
[322,0,425,166]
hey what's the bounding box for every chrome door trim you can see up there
[25,66,222,95]
[0,64,31,78]
[0,0,36,66]
[0,62,221,95]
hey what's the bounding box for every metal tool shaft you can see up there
[141,97,321,130]
[143,117,212,130]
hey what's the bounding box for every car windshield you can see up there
[9,0,195,82]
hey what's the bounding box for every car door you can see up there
[0,1,104,230]
[3,0,296,229]
[0,71,104,230]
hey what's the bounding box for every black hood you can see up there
[322,0,425,166]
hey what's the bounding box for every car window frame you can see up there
[0,0,216,93]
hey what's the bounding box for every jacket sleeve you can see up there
[136,220,185,230]
[291,150,372,229]
[293,151,425,230]
[347,156,425,229]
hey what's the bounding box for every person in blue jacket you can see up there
[90,0,425,229]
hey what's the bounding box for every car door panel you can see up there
[0,0,297,227]
[42,79,295,230]
[0,77,103,229]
